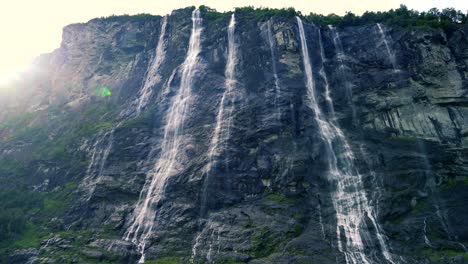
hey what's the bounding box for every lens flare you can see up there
[92,85,112,97]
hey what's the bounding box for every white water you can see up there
[81,128,115,199]
[318,29,335,117]
[190,232,203,263]
[81,16,169,199]
[296,17,394,264]
[199,14,237,217]
[377,23,397,72]
[135,16,168,115]
[190,222,222,263]
[328,25,356,124]
[458,242,468,253]
[222,13,237,143]
[317,203,326,240]
[266,20,281,119]
[423,217,433,247]
[359,144,384,219]
[124,9,203,263]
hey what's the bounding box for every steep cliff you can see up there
[0,6,467,264]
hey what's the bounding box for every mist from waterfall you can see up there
[123,9,203,263]
[296,17,394,264]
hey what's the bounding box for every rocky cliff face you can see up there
[0,7,467,264]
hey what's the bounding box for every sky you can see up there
[0,0,466,86]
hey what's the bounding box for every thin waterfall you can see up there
[266,20,281,120]
[199,13,237,217]
[84,128,115,196]
[191,222,221,263]
[192,14,237,263]
[423,217,433,247]
[328,25,356,124]
[417,139,462,249]
[317,29,335,116]
[317,203,326,240]
[80,16,169,199]
[223,13,238,142]
[136,16,168,115]
[377,23,397,72]
[124,9,203,263]
[296,17,394,264]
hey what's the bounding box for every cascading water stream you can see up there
[423,217,433,247]
[199,13,237,217]
[328,25,356,124]
[377,24,464,253]
[124,9,203,263]
[135,16,168,115]
[81,16,169,199]
[318,29,335,116]
[377,23,398,72]
[296,17,394,264]
[220,13,237,150]
[266,20,281,120]
[192,14,237,262]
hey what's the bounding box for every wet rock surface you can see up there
[0,7,467,264]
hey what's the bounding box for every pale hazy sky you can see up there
[0,0,466,85]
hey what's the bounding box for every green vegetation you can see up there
[198,5,298,21]
[0,190,43,243]
[199,5,466,34]
[145,257,181,264]
[90,13,158,23]
[411,199,428,213]
[424,249,468,262]
[264,193,300,205]
[199,5,231,22]
[212,258,245,264]
[0,183,77,256]
[0,101,117,259]
[306,5,467,33]
[249,228,278,258]
[235,6,298,20]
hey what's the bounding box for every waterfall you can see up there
[328,25,356,124]
[423,217,433,247]
[80,16,169,200]
[266,20,281,120]
[124,9,203,263]
[223,13,238,142]
[199,13,238,217]
[135,16,168,115]
[191,222,221,263]
[296,17,394,264]
[80,126,116,201]
[318,29,335,116]
[377,23,397,71]
[317,203,326,240]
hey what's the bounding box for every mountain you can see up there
[0,6,467,264]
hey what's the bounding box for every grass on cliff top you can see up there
[86,5,466,34]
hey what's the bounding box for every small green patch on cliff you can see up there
[0,182,78,256]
